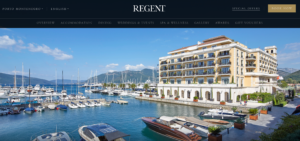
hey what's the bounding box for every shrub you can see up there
[208,126,221,135]
[161,94,165,97]
[235,118,244,124]
[256,113,300,141]
[262,107,267,110]
[221,100,225,102]
[258,101,262,103]
[194,96,198,100]
[241,94,248,101]
[249,108,258,115]
[231,106,237,112]
[250,94,258,100]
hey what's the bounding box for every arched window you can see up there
[174,90,178,96]
[160,89,163,96]
[225,92,229,102]
[187,91,191,99]
[167,90,170,96]
[217,92,220,101]
[195,91,199,99]
[181,90,184,98]
[205,91,210,100]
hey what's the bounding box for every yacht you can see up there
[34,97,43,103]
[208,109,247,117]
[27,85,33,92]
[19,86,26,94]
[35,106,45,112]
[41,86,47,92]
[142,116,202,141]
[8,97,21,103]
[77,101,86,108]
[24,107,35,114]
[85,101,94,107]
[34,84,41,91]
[48,104,56,110]
[45,89,53,95]
[0,89,7,96]
[93,100,101,106]
[78,123,130,141]
[0,108,9,116]
[55,104,68,110]
[76,95,86,100]
[198,111,240,120]
[32,131,71,141]
[68,102,78,109]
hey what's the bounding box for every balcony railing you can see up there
[246,64,256,67]
[207,63,216,67]
[169,74,182,77]
[160,75,168,77]
[246,56,256,59]
[160,68,168,71]
[218,62,231,66]
[207,55,215,58]
[218,71,231,74]
[218,53,230,57]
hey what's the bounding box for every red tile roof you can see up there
[169,36,231,53]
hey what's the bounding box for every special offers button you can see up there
[268,4,296,13]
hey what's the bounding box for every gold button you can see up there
[268,4,296,13]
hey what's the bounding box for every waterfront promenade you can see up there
[136,95,272,113]
[215,97,299,141]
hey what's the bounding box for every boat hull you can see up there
[142,117,193,141]
[24,110,34,114]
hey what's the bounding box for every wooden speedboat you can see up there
[198,112,240,120]
[203,119,229,124]
[142,116,202,141]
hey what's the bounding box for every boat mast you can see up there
[77,68,79,94]
[14,66,16,89]
[56,69,57,92]
[29,69,31,107]
[22,63,24,87]
[62,71,64,90]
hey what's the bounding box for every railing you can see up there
[160,75,168,77]
[218,71,231,74]
[207,63,216,66]
[160,62,168,65]
[246,56,256,59]
[160,68,168,71]
[218,62,231,65]
[207,55,215,58]
[246,64,256,67]
[218,53,230,57]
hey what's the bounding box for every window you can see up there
[177,58,181,62]
[163,72,167,76]
[221,77,229,84]
[208,53,214,57]
[241,68,243,75]
[237,58,239,65]
[251,54,253,57]
[237,50,239,57]
[181,51,185,54]
[241,60,243,66]
[170,79,175,84]
[222,67,229,73]
[207,78,214,84]
[175,53,177,55]
[177,71,181,75]
[266,50,269,53]
[237,67,239,74]
[219,51,229,56]
[186,78,193,84]
[221,58,229,64]
[198,54,204,59]
[163,79,167,83]
[187,63,193,68]
[203,47,207,49]
[171,59,174,63]
[170,65,174,70]
[271,50,273,53]
[198,69,204,74]
[177,65,181,69]
[198,62,204,66]
[241,52,243,58]
[237,77,239,86]
[169,72,174,76]
[177,79,181,84]
[212,45,217,47]
[198,78,204,84]
[207,69,214,74]
[208,60,214,66]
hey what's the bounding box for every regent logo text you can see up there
[133,5,166,12]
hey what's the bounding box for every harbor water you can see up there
[0,85,226,141]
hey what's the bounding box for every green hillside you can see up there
[278,70,290,77]
[0,73,54,85]
[284,70,300,81]
[87,69,158,84]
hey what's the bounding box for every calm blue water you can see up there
[0,85,213,141]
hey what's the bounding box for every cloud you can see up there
[108,70,115,72]
[0,35,73,60]
[125,64,156,70]
[106,63,119,68]
[284,43,300,50]
[183,37,189,40]
[0,28,11,31]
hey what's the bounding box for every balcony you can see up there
[160,68,168,72]
[160,75,168,78]
[194,64,207,68]
[169,60,182,64]
[182,59,195,63]
[217,53,231,58]
[206,63,216,68]
[204,72,216,76]
[246,56,256,60]
[184,66,195,70]
[246,64,256,68]
[207,55,216,59]
[218,71,231,75]
[160,62,168,66]
[218,62,231,67]
[169,74,183,77]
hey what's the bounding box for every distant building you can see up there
[157,35,279,103]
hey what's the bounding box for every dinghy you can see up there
[68,102,78,109]
[77,101,86,108]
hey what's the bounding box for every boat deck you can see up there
[175,116,215,128]
[117,100,128,104]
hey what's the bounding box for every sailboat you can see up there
[48,70,57,110]
[19,63,26,95]
[56,71,68,110]
[24,69,35,114]
[76,69,86,100]
[9,67,18,96]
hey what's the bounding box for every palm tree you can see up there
[103,83,107,88]
[113,83,116,88]
[131,83,136,92]
[144,84,149,94]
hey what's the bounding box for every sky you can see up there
[0,28,299,80]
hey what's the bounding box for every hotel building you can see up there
[157,35,279,103]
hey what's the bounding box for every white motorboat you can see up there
[32,131,72,141]
[35,106,45,112]
[45,89,52,95]
[19,86,26,94]
[34,97,43,102]
[41,86,46,92]
[76,95,86,100]
[208,109,247,117]
[48,104,56,110]
[0,108,9,116]
[77,101,86,108]
[198,111,240,120]
[101,101,112,106]
[34,84,40,91]
[8,97,21,103]
[78,123,130,141]
[120,91,129,96]
[68,102,78,109]
[93,100,101,106]
[0,89,7,96]
[85,101,94,107]
[61,90,67,95]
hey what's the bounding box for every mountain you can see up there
[50,79,86,84]
[278,68,299,73]
[0,73,54,85]
[87,69,158,84]
[284,70,300,81]
[277,70,290,77]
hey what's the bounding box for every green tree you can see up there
[103,83,107,88]
[144,84,149,93]
[280,81,288,88]
[131,83,136,91]
[287,78,293,83]
[231,76,234,83]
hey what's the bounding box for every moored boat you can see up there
[35,106,45,112]
[32,131,71,141]
[142,116,202,141]
[68,102,78,109]
[56,104,68,110]
[198,111,240,120]
[77,101,86,108]
[24,107,35,114]
[78,123,130,141]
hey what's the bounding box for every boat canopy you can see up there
[79,101,83,103]
[94,100,98,102]
[24,107,34,111]
[105,131,130,141]
[160,116,177,122]
[56,104,67,109]
[85,124,129,141]
[87,101,91,103]
[71,102,76,105]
